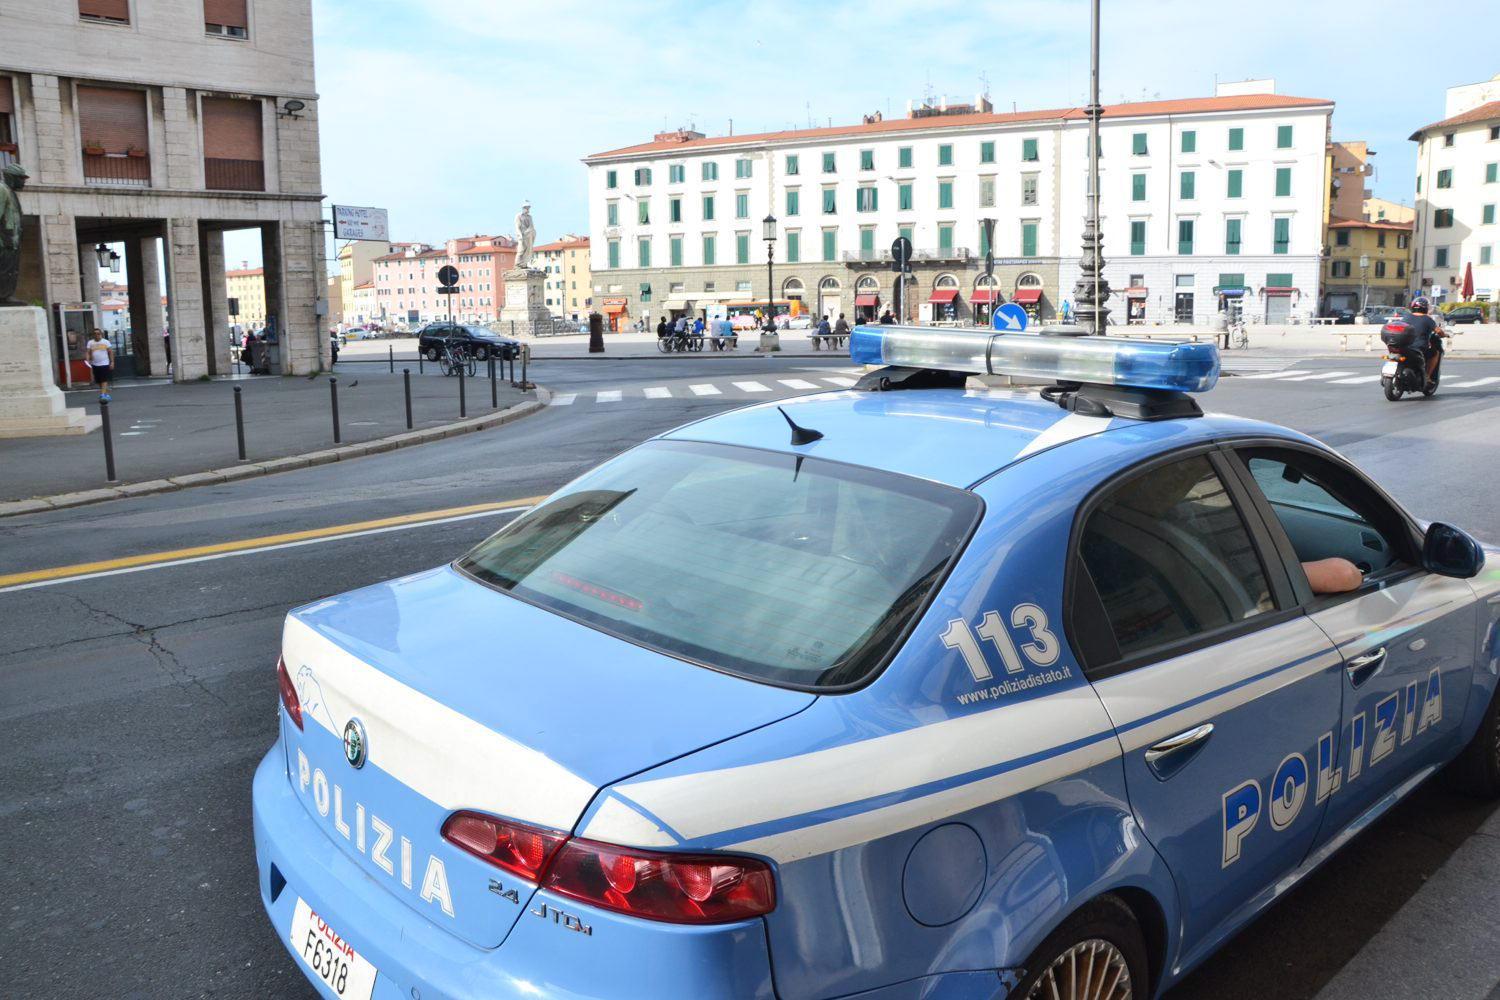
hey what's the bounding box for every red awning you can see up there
[854,293,879,307]
[603,302,627,314]
[970,289,998,304]
[1124,286,1148,298]
[1011,288,1042,304]
[928,288,960,304]
[1264,287,1300,296]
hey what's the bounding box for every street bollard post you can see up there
[403,368,413,429]
[330,377,341,444]
[388,345,394,373]
[521,344,530,389]
[489,356,497,408]
[458,364,467,418]
[99,397,118,484]
[233,385,247,460]
[418,352,424,375]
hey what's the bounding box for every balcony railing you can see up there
[841,246,971,263]
[204,157,265,192]
[83,152,150,187]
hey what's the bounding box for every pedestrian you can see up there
[1061,299,1073,323]
[817,314,832,338]
[328,329,340,366]
[879,308,895,324]
[692,314,705,337]
[674,314,686,337]
[833,313,851,338]
[85,327,114,401]
[656,317,668,340]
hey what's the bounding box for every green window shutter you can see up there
[1273,217,1290,254]
[1484,204,1496,225]
[860,228,875,253]
[670,198,681,223]
[703,195,714,220]
[638,238,650,268]
[1181,130,1196,153]
[1228,127,1243,151]
[786,232,799,263]
[899,225,913,243]
[1437,169,1451,188]
[939,181,953,209]
[1227,169,1243,198]
[736,159,751,178]
[1488,163,1498,183]
[822,229,837,262]
[980,141,995,163]
[786,190,799,216]
[898,146,912,168]
[1130,220,1145,255]
[1218,273,1244,289]
[822,152,836,173]
[939,224,954,251]
[736,234,749,264]
[702,236,715,265]
[1266,272,1292,288]
[736,193,748,218]
[1022,138,1038,161]
[638,200,650,224]
[1275,167,1291,197]
[1180,171,1195,199]
[823,188,836,213]
[1021,222,1037,257]
[860,149,874,170]
[1277,124,1292,148]
[1132,173,1146,201]
[702,162,717,181]
[606,202,618,226]
[938,144,953,166]
[1482,245,1494,266]
[669,237,682,267]
[1132,132,1148,155]
[979,223,990,256]
[607,240,619,268]
[785,155,798,175]
[1177,219,1193,255]
[606,170,617,189]
[899,183,913,211]
[1225,218,1241,255]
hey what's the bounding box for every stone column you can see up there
[277,220,324,374]
[138,236,169,377]
[199,227,230,376]
[78,246,101,326]
[259,223,286,374]
[163,218,207,381]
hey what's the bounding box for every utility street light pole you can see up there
[1072,0,1111,334]
[761,214,780,352]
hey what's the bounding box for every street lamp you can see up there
[108,250,121,274]
[762,213,778,336]
[94,243,111,268]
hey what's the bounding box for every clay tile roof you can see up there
[585,93,1333,160]
[353,280,374,289]
[533,237,591,252]
[225,267,264,277]
[1410,100,1500,141]
[1328,217,1414,231]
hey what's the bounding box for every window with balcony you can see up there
[860,227,876,256]
[1022,137,1039,162]
[1130,220,1146,255]
[1225,218,1242,255]
[204,0,248,38]
[79,0,129,23]
[202,96,263,190]
[78,85,150,186]
[937,224,954,253]
[1177,218,1194,255]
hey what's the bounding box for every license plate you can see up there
[289,898,378,1000]
[1381,361,1399,376]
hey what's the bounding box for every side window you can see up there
[1239,449,1411,579]
[1078,455,1274,662]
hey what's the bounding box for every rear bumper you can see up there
[252,744,776,1000]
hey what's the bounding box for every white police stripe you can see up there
[282,616,597,832]
[1014,411,1113,459]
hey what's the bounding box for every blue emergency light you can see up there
[848,325,1221,394]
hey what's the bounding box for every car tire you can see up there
[1443,685,1500,799]
[424,347,439,362]
[1381,378,1401,401]
[473,346,490,362]
[1009,895,1149,1000]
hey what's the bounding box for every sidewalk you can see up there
[1313,804,1500,1000]
[0,368,535,504]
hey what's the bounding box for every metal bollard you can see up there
[99,397,118,483]
[418,352,424,375]
[388,345,394,373]
[233,385,247,460]
[489,356,497,408]
[330,377,341,444]
[403,368,413,429]
[458,364,467,418]
[521,345,530,389]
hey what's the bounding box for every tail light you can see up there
[442,812,776,924]
[276,655,303,730]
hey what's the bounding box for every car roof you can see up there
[661,387,1308,488]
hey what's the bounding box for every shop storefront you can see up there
[1260,285,1299,323]
[1011,286,1042,321]
[1213,284,1248,322]
[971,285,999,326]
[601,296,629,332]
[1123,286,1148,324]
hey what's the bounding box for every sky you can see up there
[223,0,1500,268]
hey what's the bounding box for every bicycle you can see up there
[439,339,476,377]
[1225,320,1249,350]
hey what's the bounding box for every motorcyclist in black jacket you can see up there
[1406,296,1448,387]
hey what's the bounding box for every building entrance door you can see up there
[1174,292,1195,323]
[1266,295,1291,323]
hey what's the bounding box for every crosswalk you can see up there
[1236,369,1500,389]
[550,372,862,406]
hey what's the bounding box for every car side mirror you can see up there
[1422,522,1485,579]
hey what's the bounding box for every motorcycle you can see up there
[1378,316,1441,401]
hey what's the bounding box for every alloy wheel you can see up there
[1025,938,1132,1000]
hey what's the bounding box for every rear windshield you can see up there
[457,440,980,689]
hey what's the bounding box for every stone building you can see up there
[0,0,326,382]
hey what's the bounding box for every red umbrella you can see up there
[1462,261,1475,300]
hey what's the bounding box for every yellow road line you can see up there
[0,496,546,590]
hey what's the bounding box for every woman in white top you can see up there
[85,328,114,401]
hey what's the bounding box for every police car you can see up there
[253,325,1500,1000]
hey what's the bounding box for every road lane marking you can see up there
[551,393,577,405]
[689,384,722,396]
[595,390,622,403]
[822,376,858,387]
[1330,375,1381,384]
[1447,376,1500,387]
[732,381,771,392]
[0,498,545,595]
[1280,371,1354,381]
[778,378,819,390]
[643,386,672,398]
[1241,370,1303,379]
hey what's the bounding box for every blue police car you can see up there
[253,326,1500,1000]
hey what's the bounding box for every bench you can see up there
[1332,330,1377,352]
[1309,316,1339,326]
[708,334,739,352]
[809,333,850,351]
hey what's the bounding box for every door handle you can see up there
[1145,723,1215,779]
[1346,647,1387,688]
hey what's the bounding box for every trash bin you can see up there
[588,312,604,354]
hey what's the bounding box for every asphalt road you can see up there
[2,354,1499,1000]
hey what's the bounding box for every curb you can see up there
[0,387,550,518]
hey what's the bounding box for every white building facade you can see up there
[584,85,1332,329]
[1410,74,1500,303]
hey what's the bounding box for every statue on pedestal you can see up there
[514,201,536,270]
[0,162,28,306]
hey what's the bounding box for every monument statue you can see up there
[514,201,536,270]
[0,162,28,306]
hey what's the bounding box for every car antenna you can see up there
[777,406,824,446]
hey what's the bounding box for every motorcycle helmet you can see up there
[1410,295,1431,313]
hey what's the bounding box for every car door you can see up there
[1224,444,1477,846]
[1070,449,1345,964]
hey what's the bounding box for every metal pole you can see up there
[1089,0,1101,334]
[388,344,394,373]
[521,344,529,389]
[766,241,774,335]
[458,364,466,418]
[329,377,340,444]
[403,368,412,429]
[233,385,246,460]
[489,355,497,408]
[99,397,118,483]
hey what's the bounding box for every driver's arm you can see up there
[1302,557,1364,595]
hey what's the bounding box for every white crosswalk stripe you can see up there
[821,376,858,387]
[1279,371,1354,381]
[596,389,622,403]
[552,392,576,405]
[1240,370,1303,379]
[689,383,722,396]
[643,386,672,398]
[732,381,772,392]
[1330,375,1381,384]
[1447,376,1500,388]
[778,378,820,390]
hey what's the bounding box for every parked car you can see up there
[1360,305,1401,325]
[417,323,521,362]
[1444,305,1486,325]
[1324,309,1356,325]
